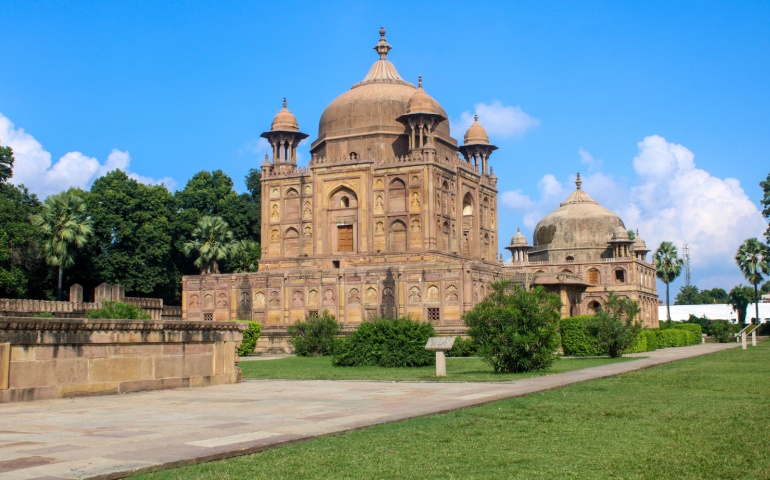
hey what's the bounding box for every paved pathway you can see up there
[0,343,739,480]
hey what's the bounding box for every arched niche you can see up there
[389,220,407,251]
[389,178,406,212]
[283,227,300,257]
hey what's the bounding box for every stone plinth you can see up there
[0,317,245,403]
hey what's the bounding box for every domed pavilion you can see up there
[503,174,658,326]
[182,29,504,347]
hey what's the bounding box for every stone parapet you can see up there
[0,317,245,403]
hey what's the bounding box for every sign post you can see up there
[425,337,456,377]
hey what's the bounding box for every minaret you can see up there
[260,98,309,169]
[397,76,446,158]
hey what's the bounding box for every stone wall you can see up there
[0,317,245,403]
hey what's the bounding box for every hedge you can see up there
[656,328,699,348]
[672,323,703,339]
[236,320,261,356]
[446,336,478,357]
[560,315,604,356]
[626,329,659,353]
[332,316,435,367]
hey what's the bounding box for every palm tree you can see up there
[230,239,261,273]
[653,241,683,322]
[30,191,93,300]
[735,238,770,324]
[182,215,236,275]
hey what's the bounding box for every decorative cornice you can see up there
[0,318,247,332]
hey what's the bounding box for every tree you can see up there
[654,241,683,321]
[588,293,642,358]
[0,143,14,183]
[31,191,93,300]
[287,311,342,357]
[735,238,770,324]
[702,288,729,304]
[182,215,236,275]
[228,239,261,273]
[728,285,753,325]
[675,285,701,305]
[74,171,181,303]
[760,172,770,243]
[463,281,561,373]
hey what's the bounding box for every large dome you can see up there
[311,29,450,156]
[530,174,625,261]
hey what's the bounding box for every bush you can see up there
[236,320,261,356]
[560,315,603,356]
[86,301,151,320]
[288,311,342,357]
[686,314,709,332]
[332,316,435,367]
[626,329,659,353]
[446,337,478,357]
[587,293,643,358]
[708,320,734,343]
[673,322,702,340]
[656,328,693,348]
[464,282,561,373]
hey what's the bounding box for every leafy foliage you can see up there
[588,293,643,358]
[560,315,604,356]
[236,320,261,356]
[735,237,770,324]
[333,316,435,367]
[0,143,13,184]
[728,285,754,324]
[463,281,561,373]
[446,337,478,357]
[708,320,735,343]
[228,239,261,273]
[31,190,92,300]
[75,171,181,303]
[86,301,151,319]
[182,215,236,275]
[654,241,683,321]
[675,285,729,305]
[626,329,659,354]
[288,311,342,357]
[761,172,770,243]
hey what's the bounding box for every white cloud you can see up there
[452,101,540,140]
[498,136,768,290]
[0,113,175,197]
[578,147,602,171]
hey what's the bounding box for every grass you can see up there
[239,355,639,382]
[135,342,770,479]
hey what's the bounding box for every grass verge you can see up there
[136,343,768,479]
[239,355,638,382]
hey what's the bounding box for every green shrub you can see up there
[560,315,604,356]
[446,337,478,357]
[288,311,342,357]
[86,301,151,320]
[464,282,561,373]
[708,320,734,343]
[673,323,702,341]
[686,314,709,332]
[235,320,261,356]
[656,328,693,348]
[32,312,55,318]
[626,329,659,353]
[587,294,642,358]
[333,316,435,367]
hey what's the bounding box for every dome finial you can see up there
[418,75,422,89]
[374,27,392,60]
[474,114,479,122]
[282,98,287,108]
[576,172,582,190]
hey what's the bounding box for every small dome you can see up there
[633,231,649,251]
[271,98,299,131]
[611,225,630,241]
[464,115,490,145]
[407,76,442,115]
[510,228,529,246]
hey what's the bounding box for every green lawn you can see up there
[136,343,769,479]
[239,355,638,382]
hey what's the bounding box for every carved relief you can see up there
[292,290,304,307]
[203,293,214,310]
[269,290,280,306]
[217,293,228,308]
[382,287,394,304]
[270,188,279,199]
[271,228,280,241]
[409,286,421,303]
[303,225,312,236]
[411,175,419,184]
[375,221,384,234]
[239,291,250,308]
[254,291,265,307]
[375,195,384,213]
[323,288,335,306]
[365,287,378,305]
[445,285,458,302]
[189,294,200,310]
[426,285,439,303]
[308,289,319,306]
[303,200,312,217]
[271,203,280,221]
[303,184,311,195]
[410,191,420,208]
[348,288,361,304]
[411,218,421,232]
[375,178,383,188]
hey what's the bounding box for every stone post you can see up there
[69,284,83,303]
[425,337,456,378]
[94,283,112,304]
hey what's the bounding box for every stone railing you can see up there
[0,298,100,316]
[0,317,245,403]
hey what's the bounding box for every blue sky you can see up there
[1,1,768,296]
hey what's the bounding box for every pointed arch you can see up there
[389,178,406,211]
[283,227,300,257]
[389,220,407,251]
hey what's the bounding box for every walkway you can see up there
[0,342,739,480]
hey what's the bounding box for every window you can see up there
[588,269,600,284]
[203,313,213,322]
[338,225,353,252]
[566,256,574,262]
[308,310,319,318]
[427,307,440,322]
[615,269,625,283]
[349,152,358,160]
[332,260,340,269]
[341,196,349,208]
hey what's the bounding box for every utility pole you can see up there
[683,241,691,286]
